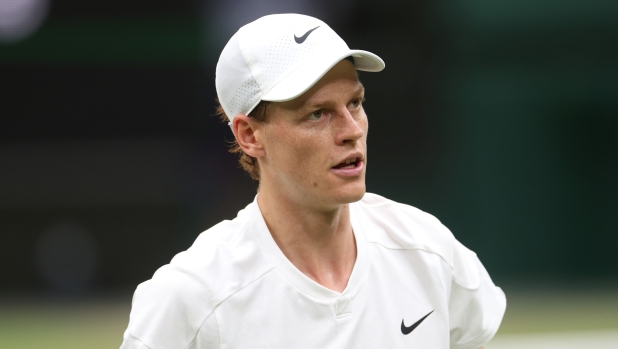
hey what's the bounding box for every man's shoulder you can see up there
[129,206,274,337]
[353,192,460,268]
[126,204,274,347]
[354,192,453,240]
[355,192,438,219]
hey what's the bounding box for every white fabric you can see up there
[215,14,385,122]
[120,193,506,349]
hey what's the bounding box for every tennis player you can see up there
[120,13,505,349]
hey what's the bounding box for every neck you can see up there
[257,184,357,293]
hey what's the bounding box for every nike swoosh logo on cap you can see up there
[294,26,320,44]
[401,310,434,335]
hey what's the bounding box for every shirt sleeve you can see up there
[118,266,221,349]
[448,240,507,349]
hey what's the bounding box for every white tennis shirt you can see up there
[120,193,506,349]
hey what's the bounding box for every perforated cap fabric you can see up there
[215,14,385,124]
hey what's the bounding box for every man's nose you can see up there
[335,109,364,145]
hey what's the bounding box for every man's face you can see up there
[257,60,368,209]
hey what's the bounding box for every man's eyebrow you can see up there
[305,83,366,109]
[357,83,365,96]
[346,82,365,97]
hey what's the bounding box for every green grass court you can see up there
[1,287,617,349]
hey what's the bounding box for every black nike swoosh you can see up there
[294,26,320,44]
[401,310,434,335]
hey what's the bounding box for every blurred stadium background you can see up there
[1,0,617,348]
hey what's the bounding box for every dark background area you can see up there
[1,0,617,296]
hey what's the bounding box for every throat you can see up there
[291,232,358,293]
[258,193,357,292]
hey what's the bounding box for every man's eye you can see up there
[350,98,363,109]
[309,110,323,120]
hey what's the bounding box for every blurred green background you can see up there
[0,0,617,347]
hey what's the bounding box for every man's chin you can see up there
[332,185,366,205]
[348,188,366,203]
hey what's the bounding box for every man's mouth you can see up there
[332,157,360,169]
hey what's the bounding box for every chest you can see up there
[209,249,453,349]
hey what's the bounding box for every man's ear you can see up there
[233,114,265,158]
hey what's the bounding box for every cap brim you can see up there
[261,49,384,102]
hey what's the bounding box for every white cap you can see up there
[215,13,385,124]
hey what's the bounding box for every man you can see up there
[120,14,505,349]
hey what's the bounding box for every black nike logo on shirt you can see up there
[294,26,319,44]
[401,310,434,335]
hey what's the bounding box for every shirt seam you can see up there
[181,310,220,349]
[214,309,222,349]
[213,265,276,310]
[368,240,455,270]
[221,219,250,248]
[127,332,154,349]
[186,267,276,348]
[367,240,477,288]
